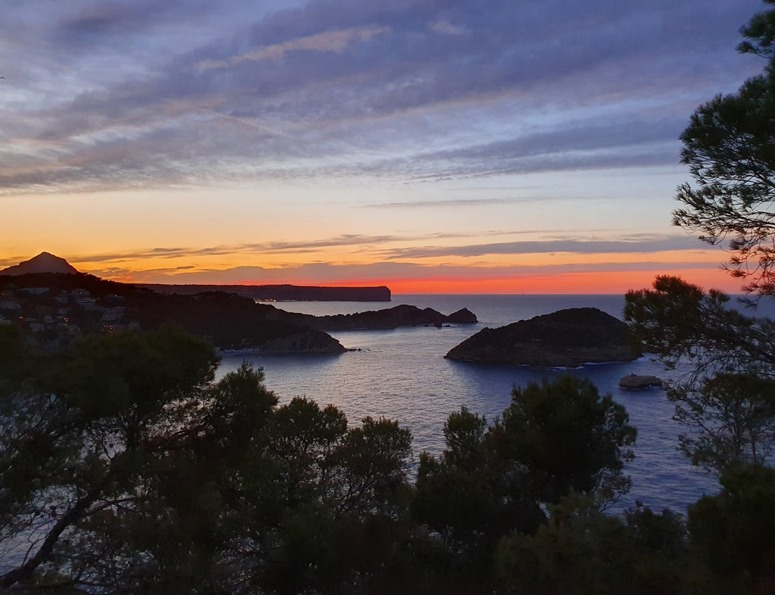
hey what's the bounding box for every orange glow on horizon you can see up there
[357,269,742,295]
[82,257,742,296]
[110,269,742,295]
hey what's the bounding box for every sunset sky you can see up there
[0,0,764,293]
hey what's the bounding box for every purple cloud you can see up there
[0,0,764,193]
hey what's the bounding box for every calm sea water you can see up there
[219,294,775,514]
[1,294,767,573]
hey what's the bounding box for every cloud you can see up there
[380,235,707,259]
[0,0,763,194]
[197,25,390,70]
[366,197,527,208]
[66,234,469,266]
[100,258,722,286]
[430,20,468,36]
[59,232,712,277]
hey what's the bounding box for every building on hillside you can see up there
[101,307,125,323]
[19,287,49,296]
[73,296,97,309]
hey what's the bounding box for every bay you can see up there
[219,293,772,514]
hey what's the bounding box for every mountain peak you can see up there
[0,252,80,276]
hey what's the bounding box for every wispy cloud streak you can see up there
[0,0,762,194]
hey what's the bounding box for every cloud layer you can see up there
[0,0,763,194]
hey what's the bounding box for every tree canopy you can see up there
[625,276,775,473]
[0,325,418,592]
[1,329,647,594]
[673,1,775,297]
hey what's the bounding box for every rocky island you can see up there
[286,304,477,331]
[619,374,663,390]
[445,307,641,367]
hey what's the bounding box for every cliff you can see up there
[445,307,641,367]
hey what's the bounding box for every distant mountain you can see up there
[0,252,79,276]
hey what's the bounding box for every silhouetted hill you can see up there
[0,273,344,353]
[1,252,79,275]
[0,271,477,353]
[0,271,134,296]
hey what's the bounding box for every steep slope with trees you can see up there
[625,4,775,592]
[0,325,413,591]
[626,1,775,475]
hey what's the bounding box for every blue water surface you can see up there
[220,294,774,514]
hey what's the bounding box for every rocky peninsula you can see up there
[445,307,641,367]
[1,253,477,354]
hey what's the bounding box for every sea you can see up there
[0,294,767,574]
[219,293,775,515]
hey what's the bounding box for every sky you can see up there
[0,0,766,294]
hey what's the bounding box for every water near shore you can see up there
[219,294,774,513]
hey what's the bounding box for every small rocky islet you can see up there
[286,304,478,331]
[445,307,641,368]
[619,374,663,390]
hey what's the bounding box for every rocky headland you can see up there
[1,253,477,355]
[445,307,641,367]
[140,283,391,302]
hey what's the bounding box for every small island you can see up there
[286,304,477,331]
[445,307,641,367]
[619,374,663,390]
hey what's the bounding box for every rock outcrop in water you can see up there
[445,307,640,367]
[619,374,663,390]
[290,304,478,331]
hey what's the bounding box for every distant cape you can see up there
[0,252,79,276]
[1,253,391,302]
[139,283,392,302]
